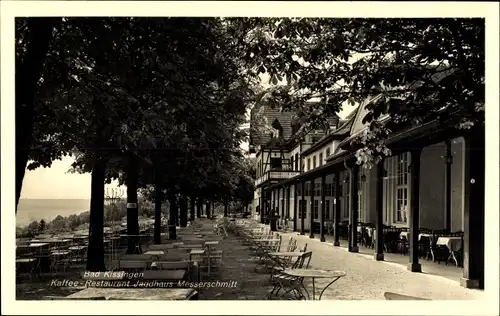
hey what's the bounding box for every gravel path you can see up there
[16,222,485,300]
[278,232,485,300]
[196,232,273,300]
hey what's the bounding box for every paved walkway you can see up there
[278,231,484,300]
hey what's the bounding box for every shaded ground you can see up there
[16,220,486,300]
[16,264,87,300]
[15,226,274,300]
[279,232,485,300]
[196,232,273,300]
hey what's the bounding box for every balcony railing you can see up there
[255,169,301,187]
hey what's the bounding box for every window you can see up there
[272,118,283,138]
[290,156,294,171]
[313,156,317,169]
[297,183,303,196]
[315,183,321,196]
[305,183,310,196]
[313,200,319,219]
[325,200,330,220]
[270,157,282,170]
[326,147,331,157]
[329,183,334,196]
[298,200,307,219]
[294,154,299,170]
[395,153,409,223]
[342,171,350,219]
[307,158,311,171]
[319,153,323,166]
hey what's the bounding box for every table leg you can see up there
[312,277,316,301]
[299,278,310,300]
[318,277,341,300]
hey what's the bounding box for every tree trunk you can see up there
[15,18,58,211]
[179,195,188,227]
[196,199,202,218]
[153,166,163,244]
[126,157,141,254]
[190,197,196,221]
[206,202,211,218]
[168,192,178,240]
[175,193,180,227]
[86,158,107,271]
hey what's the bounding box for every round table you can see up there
[283,269,346,300]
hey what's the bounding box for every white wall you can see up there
[419,143,446,229]
[377,138,465,230]
[290,143,303,171]
[303,140,341,172]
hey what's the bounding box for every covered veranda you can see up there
[261,119,485,289]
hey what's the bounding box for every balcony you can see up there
[255,169,301,187]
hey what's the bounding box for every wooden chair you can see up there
[207,248,224,274]
[267,251,313,299]
[418,235,431,259]
[428,230,450,263]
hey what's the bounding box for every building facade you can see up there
[249,99,485,290]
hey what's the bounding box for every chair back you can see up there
[301,243,308,252]
[298,251,312,269]
[418,235,431,246]
[287,239,298,252]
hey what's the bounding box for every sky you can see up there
[20,106,355,199]
[20,73,356,200]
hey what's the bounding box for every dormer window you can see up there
[271,118,284,138]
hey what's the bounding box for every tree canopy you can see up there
[230,18,484,167]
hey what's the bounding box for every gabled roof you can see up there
[249,105,294,146]
[323,106,359,161]
[300,116,352,157]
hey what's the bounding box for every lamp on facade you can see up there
[407,164,412,173]
[382,168,388,180]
